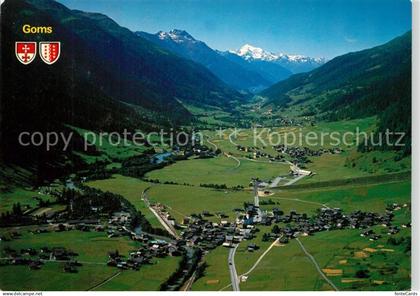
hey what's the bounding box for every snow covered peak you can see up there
[232,44,325,64]
[235,44,278,61]
[157,29,197,44]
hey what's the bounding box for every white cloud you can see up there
[344,36,358,43]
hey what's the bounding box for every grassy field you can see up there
[201,118,410,186]
[148,183,318,223]
[302,228,411,291]
[271,180,411,213]
[145,156,290,187]
[94,256,180,291]
[0,230,180,291]
[191,246,231,291]
[86,175,163,230]
[70,126,148,164]
[87,175,319,226]
[203,117,377,153]
[0,188,53,215]
[237,226,410,291]
[239,238,324,291]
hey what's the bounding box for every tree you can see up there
[12,203,22,216]
[355,269,370,278]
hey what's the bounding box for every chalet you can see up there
[222,241,233,247]
[247,243,259,252]
[52,247,70,260]
[387,226,400,235]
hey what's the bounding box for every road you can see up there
[283,174,306,186]
[228,244,240,291]
[296,238,339,291]
[240,236,282,278]
[272,197,330,209]
[240,157,289,165]
[87,271,121,291]
[206,137,218,150]
[181,271,197,291]
[141,188,180,239]
[207,136,240,168]
[269,176,284,187]
[226,154,241,168]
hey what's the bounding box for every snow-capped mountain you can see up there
[230,44,326,73]
[136,30,272,92]
[235,44,279,61]
[157,29,199,44]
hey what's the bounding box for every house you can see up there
[289,164,312,176]
[247,243,259,252]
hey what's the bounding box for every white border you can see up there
[412,0,420,291]
[39,41,61,65]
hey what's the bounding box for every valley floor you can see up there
[0,120,411,291]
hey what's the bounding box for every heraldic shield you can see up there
[39,42,61,65]
[15,42,36,65]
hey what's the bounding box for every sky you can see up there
[58,0,411,59]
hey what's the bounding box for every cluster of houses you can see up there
[174,198,409,253]
[274,144,342,157]
[107,211,133,238]
[172,143,219,159]
[235,143,342,166]
[176,211,260,251]
[1,246,80,272]
[235,145,277,161]
[107,239,182,270]
[258,206,407,243]
[151,203,177,228]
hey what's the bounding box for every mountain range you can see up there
[2,0,245,127]
[137,30,271,92]
[229,44,326,73]
[1,0,245,177]
[138,30,325,92]
[0,0,411,181]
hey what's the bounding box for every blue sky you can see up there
[58,0,411,59]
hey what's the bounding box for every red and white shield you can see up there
[15,42,37,65]
[39,42,61,65]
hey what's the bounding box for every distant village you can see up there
[235,143,342,167]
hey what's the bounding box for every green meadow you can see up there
[0,188,54,215]
[86,175,163,230]
[145,156,290,187]
[70,126,149,164]
[0,230,180,291]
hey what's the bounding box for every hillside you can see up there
[260,31,411,152]
[137,30,271,92]
[0,0,244,182]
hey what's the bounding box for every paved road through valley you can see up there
[228,244,240,291]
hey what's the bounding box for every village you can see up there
[0,158,411,285]
[0,141,411,290]
[146,178,410,256]
[235,143,342,166]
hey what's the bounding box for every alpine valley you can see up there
[0,0,412,292]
